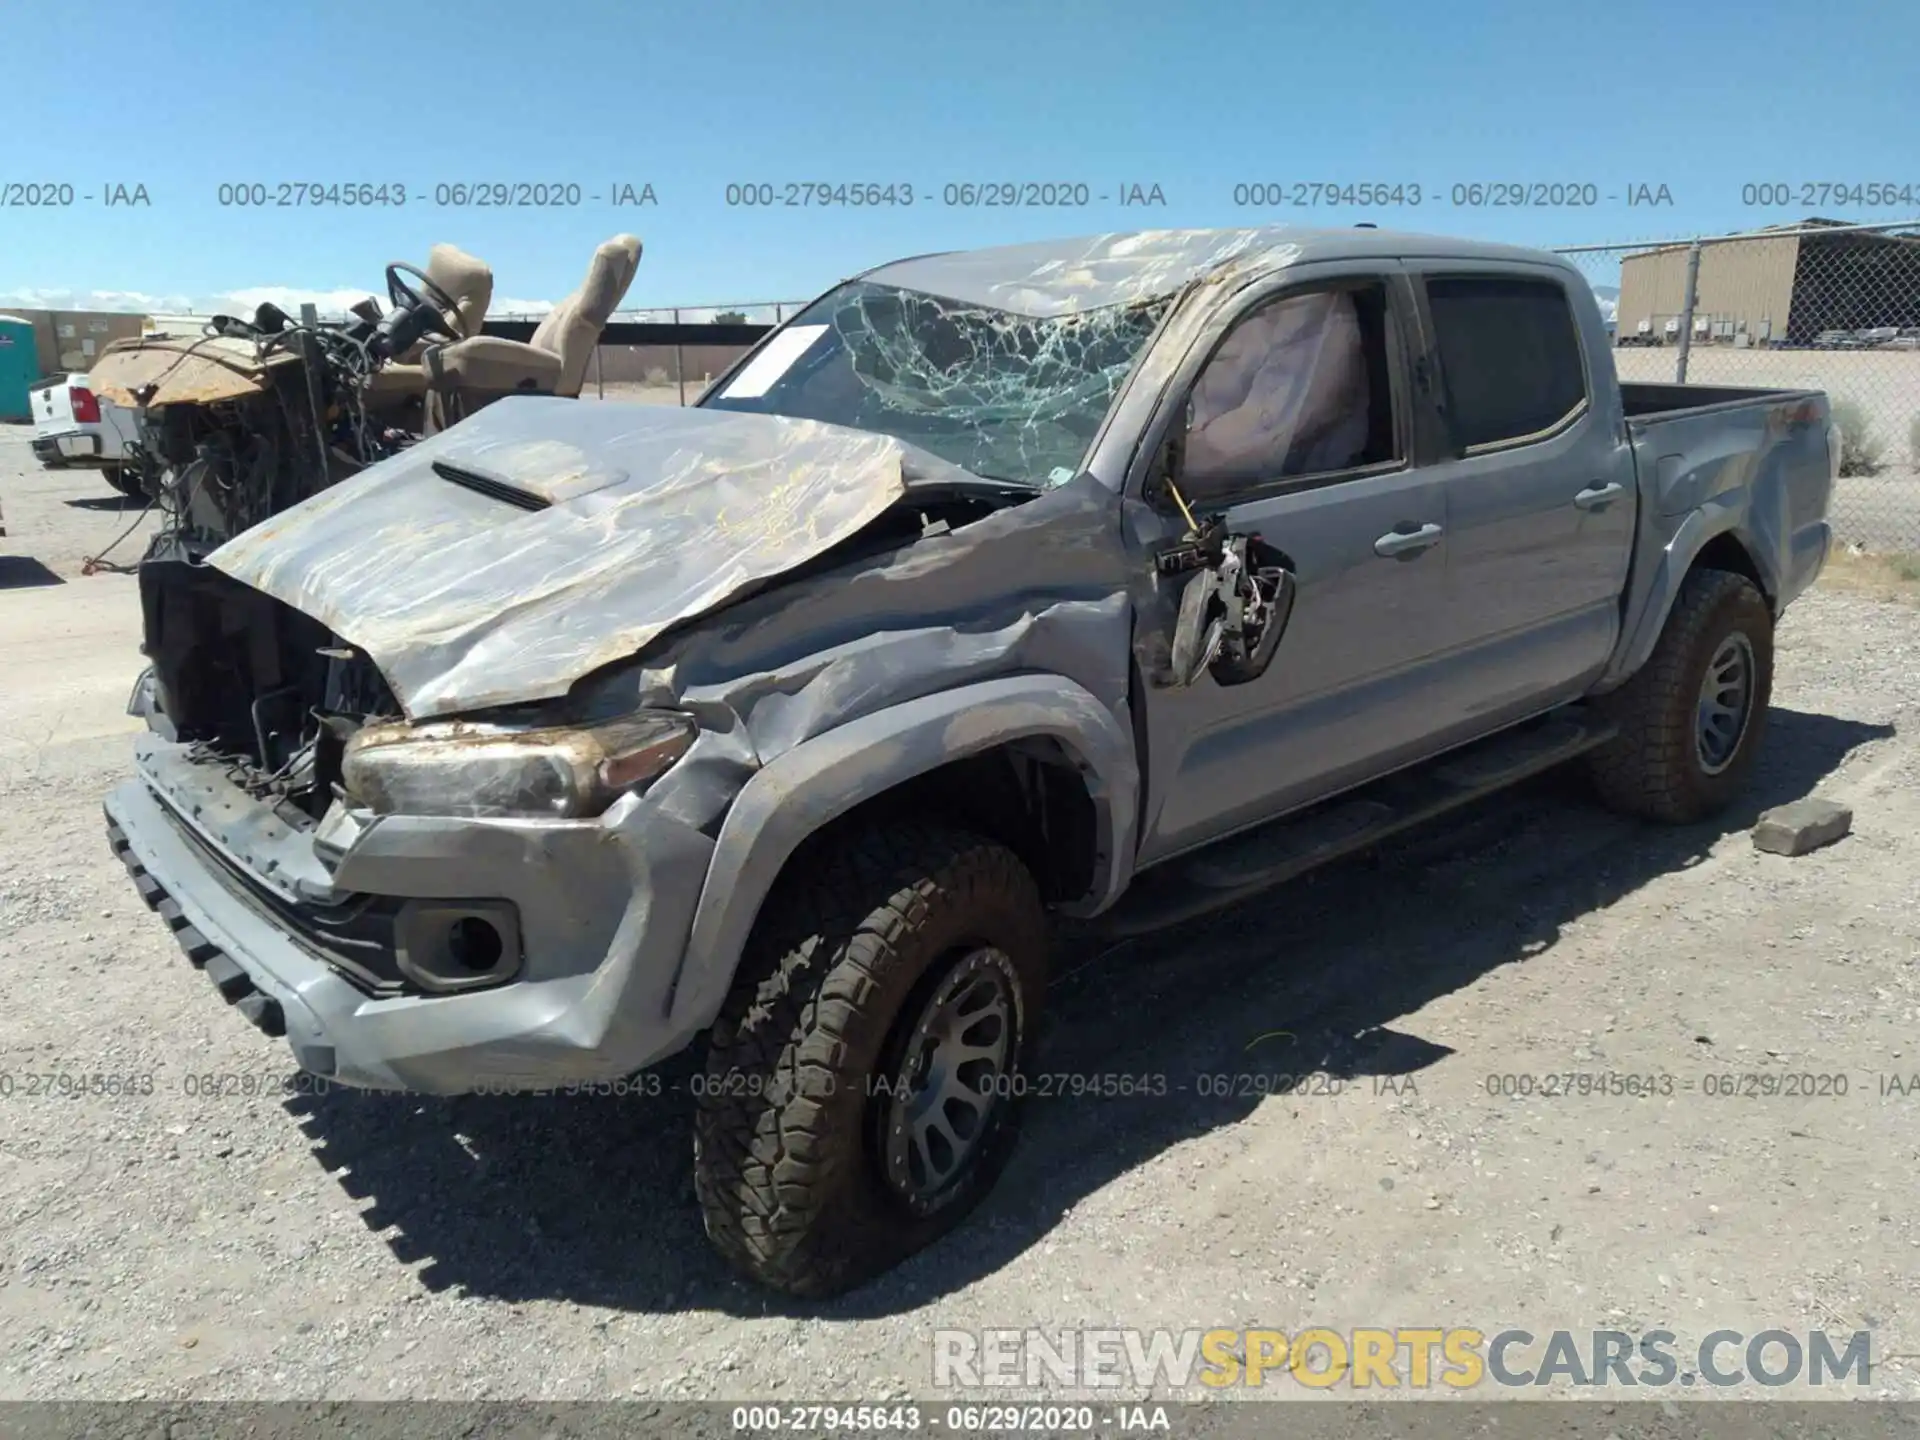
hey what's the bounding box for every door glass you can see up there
[1424,276,1587,451]
[1183,285,1397,493]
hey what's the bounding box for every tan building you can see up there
[1,308,149,378]
[1615,219,1920,346]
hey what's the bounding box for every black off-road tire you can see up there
[693,821,1049,1297]
[1587,567,1773,823]
[102,464,142,499]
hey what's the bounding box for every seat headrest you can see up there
[530,234,644,396]
[424,243,494,338]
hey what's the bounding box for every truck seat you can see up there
[419,235,642,430]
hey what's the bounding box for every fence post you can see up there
[1674,240,1702,383]
[674,308,686,406]
[297,303,330,471]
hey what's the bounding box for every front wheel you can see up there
[693,821,1049,1297]
[1587,567,1774,823]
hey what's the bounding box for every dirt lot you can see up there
[3,421,1920,1404]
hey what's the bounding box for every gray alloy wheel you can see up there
[1695,631,1757,776]
[879,946,1020,1215]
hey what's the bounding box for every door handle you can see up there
[1373,522,1444,558]
[1573,481,1626,511]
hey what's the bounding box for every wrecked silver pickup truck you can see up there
[105,227,1837,1296]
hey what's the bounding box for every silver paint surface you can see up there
[207,398,915,720]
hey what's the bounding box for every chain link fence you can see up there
[553,302,798,405]
[1554,219,1920,553]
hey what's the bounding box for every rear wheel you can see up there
[1587,567,1773,823]
[102,464,143,499]
[693,821,1048,1297]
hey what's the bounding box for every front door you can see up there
[1131,266,1454,865]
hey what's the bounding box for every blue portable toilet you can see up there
[0,315,39,420]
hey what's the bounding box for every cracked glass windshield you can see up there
[701,280,1170,485]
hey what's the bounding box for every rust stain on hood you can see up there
[207,397,911,720]
[88,332,275,407]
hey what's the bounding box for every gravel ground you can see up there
[3,423,1920,1404]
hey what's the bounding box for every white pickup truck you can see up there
[31,374,142,496]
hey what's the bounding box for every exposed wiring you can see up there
[79,487,158,575]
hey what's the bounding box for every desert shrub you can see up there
[644,365,671,386]
[1830,398,1885,476]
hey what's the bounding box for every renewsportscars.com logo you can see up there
[932,1328,1874,1390]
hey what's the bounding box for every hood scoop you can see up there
[430,435,635,509]
[431,459,551,512]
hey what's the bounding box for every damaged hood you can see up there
[208,398,911,720]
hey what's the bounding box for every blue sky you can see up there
[3,0,1917,315]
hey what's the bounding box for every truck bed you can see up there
[1611,379,1833,668]
[30,373,138,469]
[1619,380,1820,423]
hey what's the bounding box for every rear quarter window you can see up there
[1424,276,1587,452]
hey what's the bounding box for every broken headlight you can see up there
[341,712,697,819]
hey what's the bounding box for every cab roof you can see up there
[857,226,1574,317]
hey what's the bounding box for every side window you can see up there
[1182,283,1398,494]
[1423,275,1587,452]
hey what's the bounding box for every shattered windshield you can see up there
[700,280,1170,485]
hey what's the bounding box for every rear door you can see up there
[1403,265,1637,732]
[1131,264,1456,863]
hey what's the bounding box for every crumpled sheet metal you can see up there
[207,397,911,721]
[862,227,1304,317]
[578,473,1139,840]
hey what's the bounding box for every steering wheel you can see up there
[384,262,467,340]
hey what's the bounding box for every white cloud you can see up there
[0,285,197,313]
[220,285,379,317]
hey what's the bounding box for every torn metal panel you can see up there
[206,397,912,721]
[88,332,274,407]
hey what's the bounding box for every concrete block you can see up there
[1752,798,1853,856]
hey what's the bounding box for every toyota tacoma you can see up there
[105,227,1837,1295]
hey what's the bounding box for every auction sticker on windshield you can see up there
[720,324,829,399]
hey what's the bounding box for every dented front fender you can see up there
[665,673,1141,1036]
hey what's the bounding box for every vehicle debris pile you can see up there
[88,235,641,555]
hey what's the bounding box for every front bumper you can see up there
[104,744,717,1094]
[32,431,102,465]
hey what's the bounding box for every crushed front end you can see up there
[101,397,1089,1094]
[105,559,717,1093]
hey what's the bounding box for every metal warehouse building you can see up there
[1615,218,1920,346]
[0,307,149,378]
